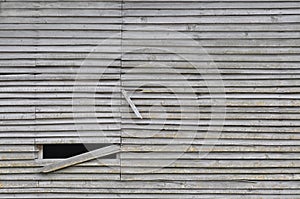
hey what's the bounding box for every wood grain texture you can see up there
[0,0,299,198]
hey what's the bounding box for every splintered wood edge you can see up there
[39,145,121,173]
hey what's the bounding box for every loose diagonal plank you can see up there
[39,145,120,173]
[121,89,143,119]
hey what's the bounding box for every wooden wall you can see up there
[0,0,300,198]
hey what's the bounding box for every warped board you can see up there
[0,0,300,198]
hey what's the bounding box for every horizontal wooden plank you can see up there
[0,31,121,38]
[123,15,300,24]
[121,173,300,181]
[0,166,120,174]
[37,179,300,189]
[124,2,300,9]
[0,2,121,9]
[0,153,36,160]
[0,193,295,199]
[122,145,300,152]
[0,9,121,17]
[124,9,300,16]
[1,187,300,195]
[0,17,122,24]
[0,159,119,168]
[0,24,121,30]
[0,131,120,138]
[121,131,300,140]
[123,31,300,39]
[124,24,300,32]
[2,38,299,47]
[35,137,120,144]
[121,138,300,146]
[120,152,300,160]
[0,145,35,152]
[0,173,120,181]
[122,39,300,47]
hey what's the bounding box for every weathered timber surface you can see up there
[0,0,300,198]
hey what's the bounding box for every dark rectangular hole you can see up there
[42,144,116,159]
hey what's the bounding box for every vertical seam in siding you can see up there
[120,0,124,181]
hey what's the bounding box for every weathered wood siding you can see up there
[1,0,300,198]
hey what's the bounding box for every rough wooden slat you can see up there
[121,89,143,119]
[1,0,300,197]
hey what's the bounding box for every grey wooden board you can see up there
[0,0,300,198]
